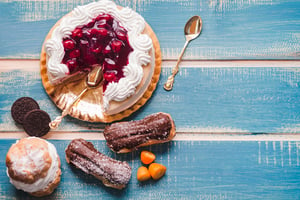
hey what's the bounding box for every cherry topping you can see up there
[111,40,123,53]
[98,28,108,36]
[96,14,112,22]
[92,47,102,54]
[86,28,99,36]
[104,72,116,82]
[72,28,83,38]
[69,49,80,58]
[116,30,127,41]
[63,39,75,50]
[96,19,109,28]
[83,50,97,65]
[103,58,116,70]
[61,13,133,91]
[86,20,95,28]
[66,59,78,72]
[102,45,112,54]
[80,39,89,46]
[107,30,116,38]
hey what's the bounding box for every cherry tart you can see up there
[41,1,161,122]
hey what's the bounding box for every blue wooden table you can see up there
[1,0,300,199]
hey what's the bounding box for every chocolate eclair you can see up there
[65,138,131,189]
[103,112,176,153]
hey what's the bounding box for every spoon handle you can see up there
[164,40,189,91]
[49,87,88,129]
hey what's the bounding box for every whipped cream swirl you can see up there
[44,0,153,111]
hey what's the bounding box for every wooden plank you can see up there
[2,131,300,141]
[0,0,299,59]
[1,60,300,133]
[0,139,299,199]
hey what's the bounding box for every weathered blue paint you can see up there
[1,67,300,133]
[0,0,299,59]
[1,0,299,199]
[0,139,299,199]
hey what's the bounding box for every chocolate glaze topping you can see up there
[104,112,174,152]
[65,139,131,189]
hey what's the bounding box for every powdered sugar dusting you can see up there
[66,138,131,188]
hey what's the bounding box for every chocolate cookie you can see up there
[11,97,40,124]
[23,109,51,137]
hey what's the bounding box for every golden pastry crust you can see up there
[40,8,161,123]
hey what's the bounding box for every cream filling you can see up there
[7,138,59,193]
[45,0,153,111]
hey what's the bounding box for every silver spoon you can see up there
[164,15,203,91]
[49,65,104,129]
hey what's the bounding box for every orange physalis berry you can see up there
[140,150,156,165]
[148,163,166,180]
[137,166,151,181]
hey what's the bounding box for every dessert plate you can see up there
[40,12,161,123]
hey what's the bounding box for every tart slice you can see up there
[40,0,161,122]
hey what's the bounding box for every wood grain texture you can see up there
[1,60,300,133]
[0,0,299,59]
[1,0,300,199]
[0,139,299,199]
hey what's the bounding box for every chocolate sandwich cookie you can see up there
[11,97,40,124]
[23,109,51,137]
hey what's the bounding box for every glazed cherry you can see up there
[96,19,109,28]
[111,40,123,53]
[104,72,116,82]
[69,49,80,58]
[115,27,127,41]
[62,14,133,91]
[98,28,108,36]
[102,45,112,54]
[86,20,95,28]
[66,59,78,73]
[86,29,99,36]
[72,28,83,38]
[63,39,75,50]
[103,58,117,70]
[92,47,102,54]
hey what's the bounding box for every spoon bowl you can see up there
[164,15,202,91]
[185,15,202,41]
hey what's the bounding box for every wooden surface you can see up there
[1,138,300,199]
[0,0,300,60]
[1,0,300,199]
